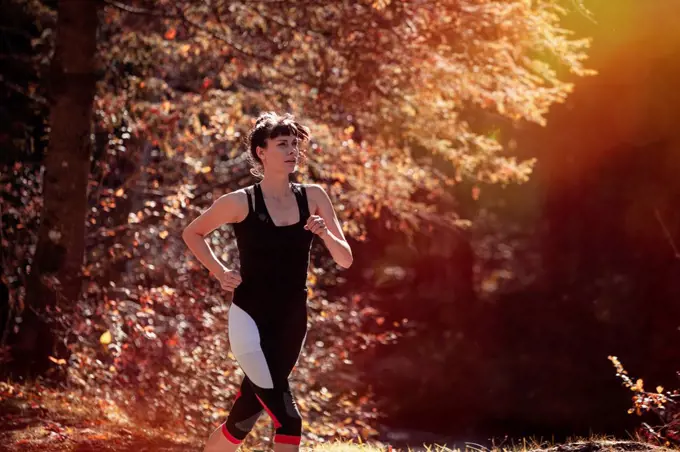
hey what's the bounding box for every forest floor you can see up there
[0,381,676,452]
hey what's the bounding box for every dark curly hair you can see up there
[245,112,311,178]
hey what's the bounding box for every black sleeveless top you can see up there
[232,182,314,300]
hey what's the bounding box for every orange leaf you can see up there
[164,28,177,40]
[48,356,67,366]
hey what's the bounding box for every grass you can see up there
[1,382,677,452]
[312,435,679,452]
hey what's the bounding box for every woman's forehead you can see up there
[270,134,297,143]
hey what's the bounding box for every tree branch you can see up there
[103,0,175,17]
[654,208,680,259]
[103,0,273,62]
[0,76,48,106]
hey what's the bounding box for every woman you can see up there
[182,112,353,452]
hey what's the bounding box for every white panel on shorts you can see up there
[228,303,274,389]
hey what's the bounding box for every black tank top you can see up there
[232,182,314,296]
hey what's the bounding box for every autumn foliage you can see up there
[609,356,680,448]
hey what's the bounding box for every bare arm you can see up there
[305,184,353,269]
[182,190,247,280]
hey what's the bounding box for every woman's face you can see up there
[259,134,300,174]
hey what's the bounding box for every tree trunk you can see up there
[7,0,100,379]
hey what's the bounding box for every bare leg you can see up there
[202,422,241,452]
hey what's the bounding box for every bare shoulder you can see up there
[300,183,333,216]
[301,183,328,200]
[215,186,250,205]
[184,186,253,236]
[212,186,252,223]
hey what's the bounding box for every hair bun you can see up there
[255,111,278,126]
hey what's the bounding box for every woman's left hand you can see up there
[304,215,329,238]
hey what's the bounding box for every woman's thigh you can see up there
[261,315,307,382]
[228,298,307,385]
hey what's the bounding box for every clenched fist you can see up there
[216,268,242,291]
[304,215,329,238]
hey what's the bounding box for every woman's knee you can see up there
[253,387,303,436]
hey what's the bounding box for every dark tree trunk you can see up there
[7,0,100,379]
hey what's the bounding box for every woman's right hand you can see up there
[216,268,242,292]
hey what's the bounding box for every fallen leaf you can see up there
[100,330,112,345]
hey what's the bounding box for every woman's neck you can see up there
[259,173,291,200]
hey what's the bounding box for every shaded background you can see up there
[353,0,680,443]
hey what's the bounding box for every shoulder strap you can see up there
[253,183,265,214]
[252,183,271,224]
[244,185,255,214]
[292,183,310,220]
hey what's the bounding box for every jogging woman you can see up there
[183,112,353,452]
